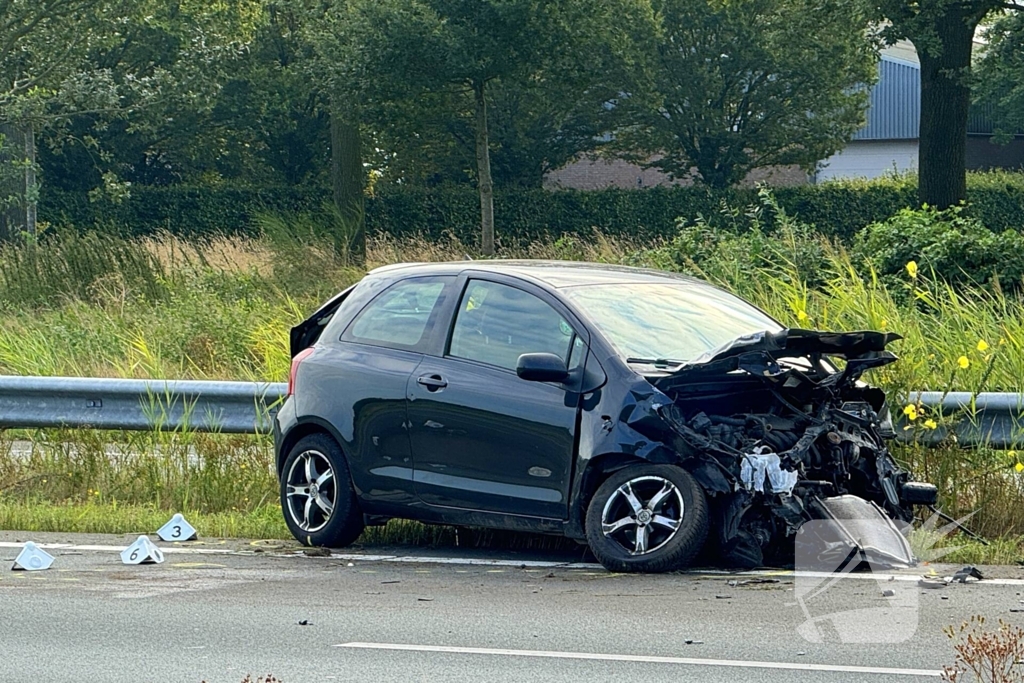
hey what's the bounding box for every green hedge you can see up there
[37,173,1024,243]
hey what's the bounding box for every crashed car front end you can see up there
[612,328,938,568]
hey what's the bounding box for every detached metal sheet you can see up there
[817,495,914,568]
[853,57,920,141]
[0,375,286,433]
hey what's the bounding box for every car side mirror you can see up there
[516,353,569,383]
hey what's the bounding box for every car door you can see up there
[408,276,586,519]
[309,274,455,508]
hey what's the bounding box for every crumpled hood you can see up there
[649,329,903,395]
[625,326,932,569]
[677,328,903,369]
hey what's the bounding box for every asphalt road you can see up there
[2,531,1023,683]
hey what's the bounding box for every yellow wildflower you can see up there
[923,418,937,430]
[977,340,989,353]
[906,261,918,278]
[797,310,808,322]
[957,356,970,369]
[903,404,918,421]
[1017,462,1024,474]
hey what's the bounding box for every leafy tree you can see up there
[613,0,877,190]
[873,1,1023,209]
[40,3,326,191]
[0,0,113,237]
[367,77,619,188]
[0,0,265,238]
[974,10,1024,144]
[315,0,650,255]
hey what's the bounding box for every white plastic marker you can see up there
[120,536,165,565]
[157,513,197,542]
[11,541,55,571]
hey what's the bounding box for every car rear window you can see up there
[343,277,452,350]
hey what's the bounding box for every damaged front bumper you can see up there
[627,328,937,568]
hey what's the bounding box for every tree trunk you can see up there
[24,124,36,237]
[0,124,35,242]
[916,9,978,210]
[474,82,496,256]
[330,107,365,265]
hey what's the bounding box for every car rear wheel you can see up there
[585,464,708,573]
[280,434,364,547]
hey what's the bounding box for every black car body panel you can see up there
[277,261,936,568]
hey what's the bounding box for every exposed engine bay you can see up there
[631,329,938,569]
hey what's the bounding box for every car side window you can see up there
[343,277,452,350]
[449,280,575,371]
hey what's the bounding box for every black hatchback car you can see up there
[274,261,936,572]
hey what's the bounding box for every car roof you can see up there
[367,260,705,289]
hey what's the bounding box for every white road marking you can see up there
[0,541,229,556]
[2,541,1022,585]
[334,642,941,677]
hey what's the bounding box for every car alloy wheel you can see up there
[600,475,684,556]
[284,449,337,533]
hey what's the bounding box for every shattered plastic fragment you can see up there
[949,566,984,584]
[739,448,798,496]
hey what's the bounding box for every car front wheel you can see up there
[280,434,364,547]
[585,464,708,573]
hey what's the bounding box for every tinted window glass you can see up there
[344,277,450,349]
[449,280,574,371]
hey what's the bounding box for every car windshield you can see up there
[562,281,783,364]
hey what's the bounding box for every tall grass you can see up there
[0,206,1021,553]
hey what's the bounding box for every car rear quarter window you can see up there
[449,280,574,371]
[342,276,453,351]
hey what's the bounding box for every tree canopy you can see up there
[312,0,651,252]
[612,0,878,189]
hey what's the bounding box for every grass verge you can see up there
[0,502,290,539]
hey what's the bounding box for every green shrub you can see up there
[36,172,1024,245]
[855,205,1024,289]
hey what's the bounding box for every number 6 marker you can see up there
[121,535,165,565]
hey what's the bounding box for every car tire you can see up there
[585,464,708,573]
[280,433,364,547]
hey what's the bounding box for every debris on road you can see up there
[882,589,896,597]
[302,547,331,557]
[949,566,984,584]
[726,578,781,587]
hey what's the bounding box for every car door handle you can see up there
[416,374,448,391]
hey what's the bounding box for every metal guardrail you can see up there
[0,376,286,434]
[899,392,1024,449]
[0,376,1021,447]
